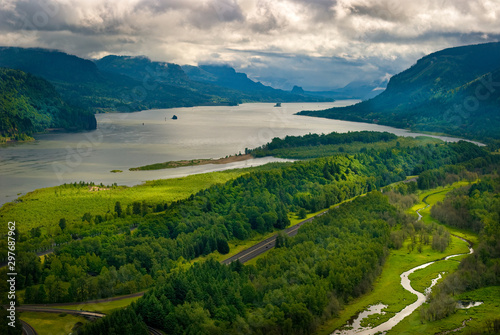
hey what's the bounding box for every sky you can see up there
[0,0,499,91]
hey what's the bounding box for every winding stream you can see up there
[333,199,474,335]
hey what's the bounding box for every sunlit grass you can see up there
[0,169,250,235]
[20,311,87,335]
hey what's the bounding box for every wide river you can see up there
[0,101,477,207]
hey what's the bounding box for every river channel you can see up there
[333,205,474,334]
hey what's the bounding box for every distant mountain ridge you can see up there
[182,64,330,102]
[0,47,329,117]
[298,42,500,141]
[0,67,96,142]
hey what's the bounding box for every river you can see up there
[332,208,474,335]
[0,101,479,207]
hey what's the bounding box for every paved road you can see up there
[221,209,330,265]
[17,306,161,335]
[21,319,37,335]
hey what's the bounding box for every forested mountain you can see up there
[95,56,321,105]
[298,42,500,141]
[0,47,328,119]
[182,64,328,102]
[0,67,96,142]
[0,47,216,112]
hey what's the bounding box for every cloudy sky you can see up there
[1,0,499,90]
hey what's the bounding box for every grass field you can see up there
[20,311,87,335]
[315,180,477,335]
[0,169,251,235]
[50,296,142,314]
[388,286,500,334]
[408,259,460,293]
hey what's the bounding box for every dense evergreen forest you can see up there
[298,42,500,142]
[248,131,398,158]
[0,67,96,142]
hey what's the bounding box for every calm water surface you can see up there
[0,101,477,207]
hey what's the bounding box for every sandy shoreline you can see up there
[130,154,254,171]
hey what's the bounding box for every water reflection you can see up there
[0,102,482,207]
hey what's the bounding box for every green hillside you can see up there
[298,42,500,141]
[0,67,96,142]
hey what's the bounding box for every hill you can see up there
[182,64,330,102]
[298,42,500,141]
[0,47,218,112]
[0,67,96,142]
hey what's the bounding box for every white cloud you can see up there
[0,0,499,89]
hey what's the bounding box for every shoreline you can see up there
[129,154,254,171]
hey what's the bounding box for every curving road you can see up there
[20,319,37,335]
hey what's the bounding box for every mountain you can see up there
[182,64,330,102]
[0,67,96,142]
[0,47,218,112]
[298,42,500,141]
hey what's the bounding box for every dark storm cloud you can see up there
[0,0,498,90]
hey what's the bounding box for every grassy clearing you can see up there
[0,169,250,235]
[388,286,500,334]
[20,311,87,335]
[409,260,460,293]
[50,296,141,314]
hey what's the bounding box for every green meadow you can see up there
[20,311,87,335]
[0,169,251,235]
[51,295,142,314]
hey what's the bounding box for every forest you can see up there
[79,154,500,335]
[1,131,498,334]
[0,67,96,142]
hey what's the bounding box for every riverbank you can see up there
[129,154,253,171]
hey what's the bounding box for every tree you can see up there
[275,232,289,248]
[115,201,122,217]
[59,218,66,231]
[298,208,307,219]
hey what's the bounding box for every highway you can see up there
[222,209,329,265]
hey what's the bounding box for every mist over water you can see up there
[0,101,476,207]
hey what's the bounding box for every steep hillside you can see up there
[0,68,96,142]
[0,47,220,112]
[298,42,500,140]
